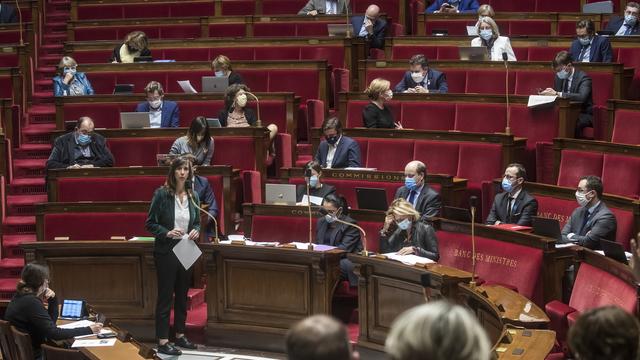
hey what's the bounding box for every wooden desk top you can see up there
[476,285,550,325]
[56,320,146,360]
[494,328,556,360]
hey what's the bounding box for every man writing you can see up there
[46,116,114,170]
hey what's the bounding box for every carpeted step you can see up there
[22,123,55,144]
[2,234,36,258]
[187,288,206,310]
[42,33,67,45]
[6,194,48,215]
[0,278,19,301]
[3,216,36,235]
[35,79,53,93]
[296,143,312,155]
[45,22,67,32]
[0,258,25,278]
[9,178,46,195]
[13,158,47,178]
[170,302,207,344]
[13,143,52,160]
[31,91,55,106]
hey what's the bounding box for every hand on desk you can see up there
[188,229,199,241]
[90,323,104,334]
[397,246,415,255]
[414,86,428,94]
[307,10,318,16]
[538,88,557,96]
[67,164,81,169]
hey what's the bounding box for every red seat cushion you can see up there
[456,143,503,186]
[569,262,637,313]
[611,109,640,144]
[509,20,551,36]
[44,213,148,241]
[601,153,640,199]
[556,150,603,188]
[465,70,515,94]
[515,71,555,95]
[365,139,414,171]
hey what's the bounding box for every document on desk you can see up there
[383,252,435,266]
[177,80,198,94]
[172,235,202,271]
[58,320,95,329]
[527,95,557,108]
[301,195,324,206]
[72,338,116,348]
[290,242,337,251]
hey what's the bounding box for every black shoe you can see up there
[157,343,182,356]
[175,336,198,349]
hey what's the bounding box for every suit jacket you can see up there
[0,4,17,23]
[561,202,617,250]
[604,16,640,35]
[553,69,593,124]
[351,15,387,50]
[314,135,362,169]
[145,187,201,254]
[46,132,114,170]
[379,221,439,261]
[194,175,219,236]
[471,36,517,61]
[296,183,336,202]
[135,100,180,128]
[52,72,95,96]
[569,35,613,63]
[426,0,480,13]
[485,189,538,226]
[394,184,442,220]
[298,0,348,15]
[394,68,448,93]
[316,215,363,253]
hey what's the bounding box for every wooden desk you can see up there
[493,328,556,360]
[202,243,344,352]
[349,254,472,352]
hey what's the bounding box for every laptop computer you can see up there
[458,46,490,61]
[532,216,562,241]
[600,240,629,264]
[113,84,134,95]
[206,118,222,128]
[443,206,472,222]
[59,299,88,320]
[120,112,150,129]
[133,56,153,63]
[202,76,229,93]
[355,187,388,211]
[327,24,353,37]
[265,184,297,206]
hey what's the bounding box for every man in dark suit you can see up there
[486,163,538,226]
[46,116,114,170]
[569,19,613,63]
[314,117,362,169]
[0,3,18,23]
[351,4,387,50]
[298,0,348,15]
[426,0,480,13]
[561,175,617,250]
[394,160,442,220]
[539,51,593,138]
[394,54,448,93]
[603,2,640,36]
[135,81,180,128]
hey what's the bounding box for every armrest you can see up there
[545,300,577,342]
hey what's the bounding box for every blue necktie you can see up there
[408,190,416,205]
[624,25,632,35]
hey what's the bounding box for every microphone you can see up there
[186,178,221,244]
[305,170,314,250]
[244,91,262,127]
[469,195,478,289]
[319,208,370,256]
[502,51,511,135]
[420,273,432,302]
[15,0,23,46]
[345,0,352,38]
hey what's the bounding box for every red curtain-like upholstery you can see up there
[414,140,459,176]
[365,139,414,171]
[401,102,455,130]
[43,213,148,241]
[601,154,640,199]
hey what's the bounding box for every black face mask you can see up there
[127,45,138,53]
[325,135,339,145]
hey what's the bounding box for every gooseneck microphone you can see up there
[502,51,511,135]
[345,0,352,38]
[318,208,370,256]
[244,91,262,127]
[304,168,314,250]
[185,179,220,244]
[15,0,23,46]
[469,195,478,288]
[420,273,432,302]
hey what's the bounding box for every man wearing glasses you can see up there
[486,163,538,227]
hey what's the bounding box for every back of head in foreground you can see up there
[286,314,357,360]
[385,301,491,360]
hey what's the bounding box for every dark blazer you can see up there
[569,35,613,63]
[316,215,363,253]
[296,183,336,202]
[603,16,640,36]
[46,132,114,170]
[314,135,362,169]
[486,189,538,226]
[218,108,257,127]
[426,0,480,13]
[298,0,348,15]
[380,221,439,261]
[110,44,152,63]
[135,100,180,128]
[351,15,387,50]
[394,184,442,220]
[394,68,448,93]
[362,103,395,128]
[52,72,95,96]
[0,3,18,23]
[228,71,244,86]
[145,187,201,255]
[194,175,219,236]
[553,69,593,126]
[560,201,617,250]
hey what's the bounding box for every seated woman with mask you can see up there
[296,160,336,204]
[52,56,94,96]
[110,30,151,63]
[211,55,243,86]
[379,198,439,261]
[169,116,214,166]
[470,16,516,61]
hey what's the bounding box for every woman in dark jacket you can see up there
[145,157,201,356]
[5,263,101,359]
[362,78,401,129]
[379,198,439,261]
[296,160,336,204]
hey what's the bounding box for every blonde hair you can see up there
[144,80,164,96]
[57,56,77,75]
[387,198,420,221]
[477,16,500,38]
[477,4,495,18]
[364,78,390,100]
[212,55,232,71]
[124,31,148,51]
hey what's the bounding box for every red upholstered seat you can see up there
[400,102,455,130]
[413,140,459,176]
[443,69,466,93]
[353,138,369,166]
[556,150,603,188]
[535,0,581,12]
[261,0,303,14]
[268,69,319,102]
[545,300,577,345]
[391,46,436,61]
[602,153,640,199]
[527,47,566,61]
[253,23,297,37]
[107,138,161,167]
[345,100,371,128]
[212,137,258,170]
[365,139,414,171]
[58,177,163,202]
[609,207,635,250]
[254,47,300,61]
[436,46,460,60]
[43,213,148,241]
[616,48,640,100]
[296,22,333,36]
[454,103,506,133]
[220,0,255,15]
[208,24,246,38]
[515,71,555,95]
[508,21,551,36]
[63,103,125,129]
[211,48,254,61]
[77,6,123,20]
[465,70,515,94]
[509,104,559,172]
[239,71,270,92]
[365,69,406,89]
[0,54,18,67]
[251,215,314,243]
[123,4,170,18]
[456,143,502,186]
[425,20,471,36]
[611,109,640,144]
[74,28,119,41]
[162,48,209,62]
[489,0,535,11]
[0,77,12,98]
[534,195,579,230]
[359,221,382,253]
[158,25,201,39]
[300,46,346,69]
[588,72,613,108]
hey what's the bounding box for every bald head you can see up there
[404,160,426,186]
[365,4,380,19]
[76,116,94,132]
[286,315,356,360]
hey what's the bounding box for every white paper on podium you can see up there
[58,320,95,329]
[527,95,557,108]
[172,235,202,270]
[466,25,478,36]
[72,338,116,348]
[383,252,435,266]
[177,80,198,94]
[301,195,324,206]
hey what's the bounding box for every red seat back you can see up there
[44,213,148,241]
[401,102,455,130]
[457,143,503,186]
[455,103,506,133]
[365,139,414,171]
[251,215,314,243]
[569,262,637,313]
[413,140,459,176]
[601,154,640,199]
[611,109,640,144]
[557,150,604,188]
[515,71,555,95]
[508,20,551,36]
[465,70,515,94]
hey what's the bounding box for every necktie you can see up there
[578,210,591,235]
[506,197,514,222]
[624,25,632,35]
[578,46,587,62]
[408,190,416,205]
[563,79,569,93]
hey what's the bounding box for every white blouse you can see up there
[174,194,190,235]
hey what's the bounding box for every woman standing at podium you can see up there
[146,157,201,356]
[379,198,440,261]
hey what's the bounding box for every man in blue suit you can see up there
[569,19,613,63]
[603,2,640,36]
[426,0,479,13]
[314,117,361,169]
[0,3,18,23]
[351,4,387,50]
[394,54,448,93]
[135,81,180,128]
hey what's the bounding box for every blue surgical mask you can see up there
[215,70,225,77]
[625,14,638,27]
[397,219,411,231]
[479,29,493,41]
[77,133,91,145]
[405,177,417,191]
[63,67,77,75]
[501,177,513,193]
[309,175,319,188]
[578,37,591,46]
[557,68,570,80]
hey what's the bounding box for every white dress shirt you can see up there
[325,0,337,14]
[325,136,342,169]
[174,194,190,233]
[149,103,162,128]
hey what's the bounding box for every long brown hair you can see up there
[186,116,211,151]
[16,263,49,295]
[164,157,193,195]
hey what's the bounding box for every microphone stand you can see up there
[244,91,262,127]
[330,217,369,256]
[15,0,24,46]
[502,52,511,135]
[420,273,432,302]
[469,196,477,289]
[344,0,352,38]
[186,183,220,244]
[305,170,314,251]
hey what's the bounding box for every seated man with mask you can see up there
[486,163,538,226]
[298,0,348,15]
[394,54,448,94]
[46,116,114,170]
[569,19,613,63]
[426,0,480,13]
[135,81,180,128]
[394,160,441,220]
[603,2,640,36]
[351,4,387,50]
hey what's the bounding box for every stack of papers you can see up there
[58,320,95,329]
[383,252,435,266]
[300,195,324,206]
[72,338,117,348]
[527,95,557,108]
[290,242,337,251]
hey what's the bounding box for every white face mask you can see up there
[382,89,393,100]
[148,99,162,109]
[236,93,248,108]
[575,190,591,207]
[411,72,425,84]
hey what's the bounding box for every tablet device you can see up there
[355,187,388,211]
[113,84,134,95]
[202,76,229,93]
[265,184,297,206]
[60,299,87,320]
[120,112,150,129]
[600,239,629,264]
[532,216,562,241]
[458,46,489,61]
